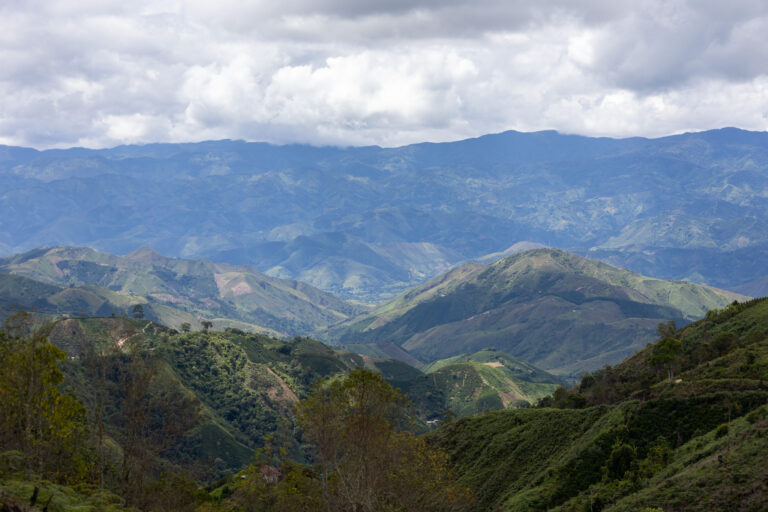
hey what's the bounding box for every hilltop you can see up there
[403,349,563,416]
[325,249,745,375]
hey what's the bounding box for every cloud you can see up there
[0,0,767,148]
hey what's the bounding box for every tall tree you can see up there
[295,368,472,512]
[0,312,91,483]
[649,337,684,382]
[132,304,145,319]
[117,337,200,507]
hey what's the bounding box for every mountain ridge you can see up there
[0,246,363,335]
[324,248,746,375]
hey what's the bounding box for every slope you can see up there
[42,317,430,479]
[0,246,363,335]
[400,349,563,417]
[325,249,745,375]
[430,296,768,511]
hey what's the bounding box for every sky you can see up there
[2,0,768,149]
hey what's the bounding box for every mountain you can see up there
[0,246,363,335]
[0,271,209,330]
[430,297,768,512]
[324,249,745,375]
[2,128,768,301]
[211,232,462,301]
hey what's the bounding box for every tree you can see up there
[0,312,91,483]
[132,304,145,319]
[295,368,472,512]
[180,322,191,333]
[649,337,683,382]
[201,320,213,333]
[117,338,200,507]
[656,320,676,339]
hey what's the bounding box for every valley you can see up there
[4,1,768,509]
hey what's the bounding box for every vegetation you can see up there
[396,349,562,417]
[202,369,472,512]
[430,297,768,511]
[0,316,471,511]
[0,312,92,484]
[2,295,767,511]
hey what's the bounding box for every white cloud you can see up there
[1,0,767,148]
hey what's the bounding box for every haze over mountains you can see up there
[3,128,768,301]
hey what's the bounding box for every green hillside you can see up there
[45,317,430,469]
[401,349,563,416]
[30,317,560,480]
[429,297,768,511]
[326,249,745,375]
[0,246,363,335]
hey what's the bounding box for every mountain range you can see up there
[2,128,768,301]
[0,246,744,377]
[0,246,362,335]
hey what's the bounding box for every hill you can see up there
[0,246,363,335]
[325,249,745,375]
[429,297,768,511]
[2,129,768,301]
[35,317,427,478]
[399,349,563,417]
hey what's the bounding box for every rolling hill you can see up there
[20,316,556,481]
[325,249,745,375]
[0,246,363,335]
[38,317,424,478]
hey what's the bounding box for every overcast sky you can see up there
[2,0,768,149]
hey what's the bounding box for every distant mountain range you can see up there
[325,249,745,376]
[2,128,768,301]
